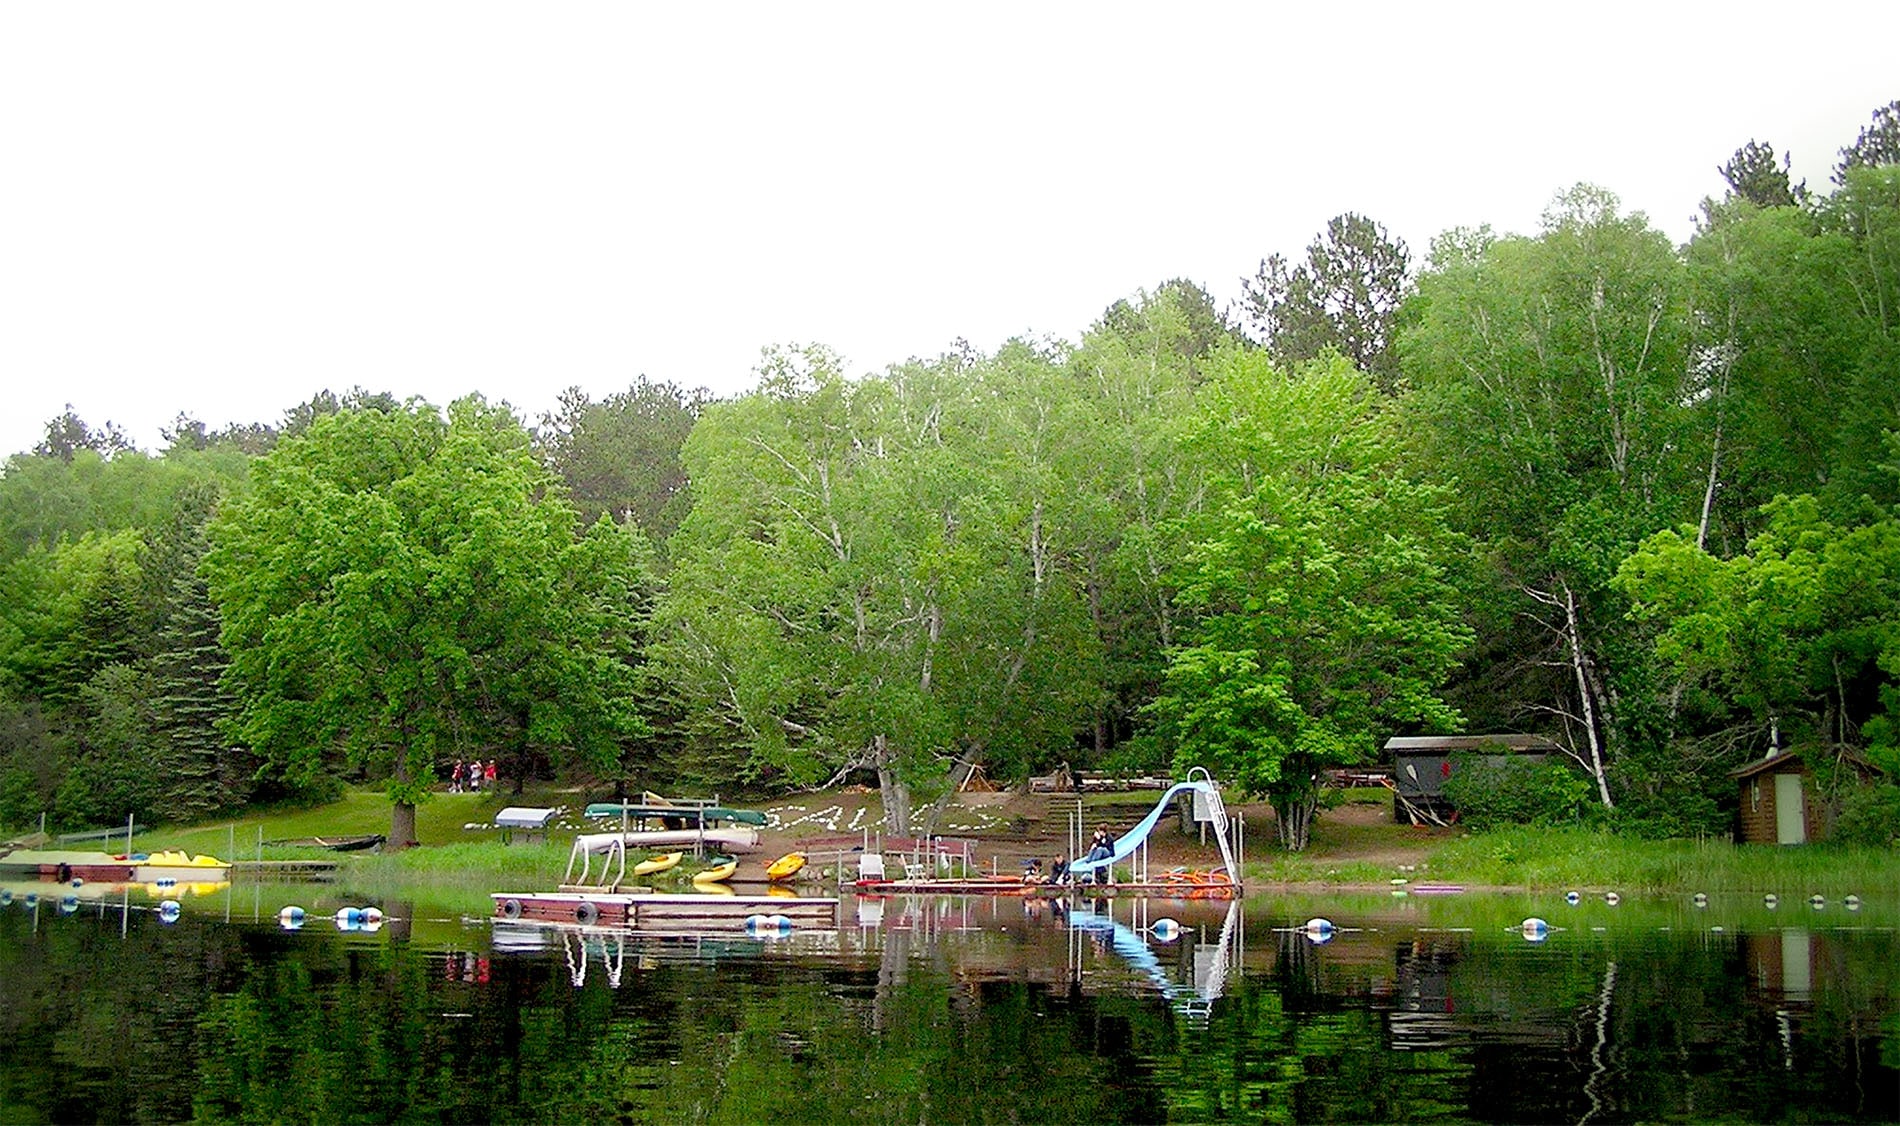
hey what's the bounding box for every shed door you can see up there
[1774,773,1807,844]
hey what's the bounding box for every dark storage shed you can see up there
[1385,734,1562,824]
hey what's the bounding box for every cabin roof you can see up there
[1385,734,1560,754]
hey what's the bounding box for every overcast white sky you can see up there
[2,3,1895,458]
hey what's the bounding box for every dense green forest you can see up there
[3,104,1898,849]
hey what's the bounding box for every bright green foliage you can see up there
[0,530,147,706]
[657,345,1099,834]
[1150,354,1472,849]
[205,398,650,843]
[1618,497,1900,771]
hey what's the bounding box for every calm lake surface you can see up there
[3,882,1898,1123]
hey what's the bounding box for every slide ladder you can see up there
[1067,767,1241,888]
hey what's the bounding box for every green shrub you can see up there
[1832,783,1900,847]
[1439,751,1593,829]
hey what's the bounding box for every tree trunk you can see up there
[872,735,912,839]
[391,799,418,848]
[1274,786,1319,851]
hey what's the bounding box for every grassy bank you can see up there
[72,784,1900,899]
[1420,826,1900,895]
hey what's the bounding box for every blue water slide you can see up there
[1067,780,1209,876]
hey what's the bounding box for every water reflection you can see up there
[3,887,1899,1122]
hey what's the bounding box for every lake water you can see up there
[3,883,1898,1123]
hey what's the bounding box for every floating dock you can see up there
[852,877,1238,899]
[492,890,840,928]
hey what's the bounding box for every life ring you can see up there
[574,900,600,926]
[499,898,522,920]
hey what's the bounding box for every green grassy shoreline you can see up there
[33,785,1900,899]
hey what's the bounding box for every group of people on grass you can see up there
[448,759,496,793]
[1022,825,1118,887]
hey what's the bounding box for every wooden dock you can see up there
[854,877,1239,899]
[492,889,840,928]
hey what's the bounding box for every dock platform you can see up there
[493,890,840,928]
[853,877,1239,899]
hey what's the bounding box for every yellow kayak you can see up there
[765,851,807,881]
[633,851,682,877]
[691,857,738,884]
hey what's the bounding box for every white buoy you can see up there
[1603,892,1621,906]
[278,905,306,930]
[744,913,769,931]
[0,888,12,907]
[158,900,181,923]
[1764,894,1779,909]
[1520,917,1549,942]
[1564,891,1581,906]
[1692,892,1708,908]
[1303,917,1335,944]
[1846,895,1862,911]
[1151,918,1181,942]
[24,893,40,910]
[59,895,79,915]
[767,914,793,932]
[70,877,84,889]
[362,907,384,925]
[1809,894,1825,910]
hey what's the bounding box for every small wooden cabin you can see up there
[1731,752,1819,844]
[1385,734,1561,824]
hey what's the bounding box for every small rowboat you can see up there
[691,857,738,884]
[765,852,807,881]
[632,851,682,877]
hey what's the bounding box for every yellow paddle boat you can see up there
[691,856,738,884]
[765,851,807,881]
[632,851,682,877]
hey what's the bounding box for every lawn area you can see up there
[138,784,583,859]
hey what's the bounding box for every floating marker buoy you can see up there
[59,895,79,915]
[1764,894,1779,909]
[1564,891,1581,906]
[1,888,12,907]
[1604,892,1621,906]
[767,914,793,932]
[24,893,40,910]
[1710,925,1724,932]
[1303,917,1335,944]
[158,900,182,923]
[362,907,384,925]
[278,905,306,930]
[70,877,84,889]
[335,907,364,926]
[1151,918,1181,942]
[1846,895,1862,911]
[744,913,769,930]
[1809,894,1825,910]
[1520,917,1549,941]
[1692,892,1708,908]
